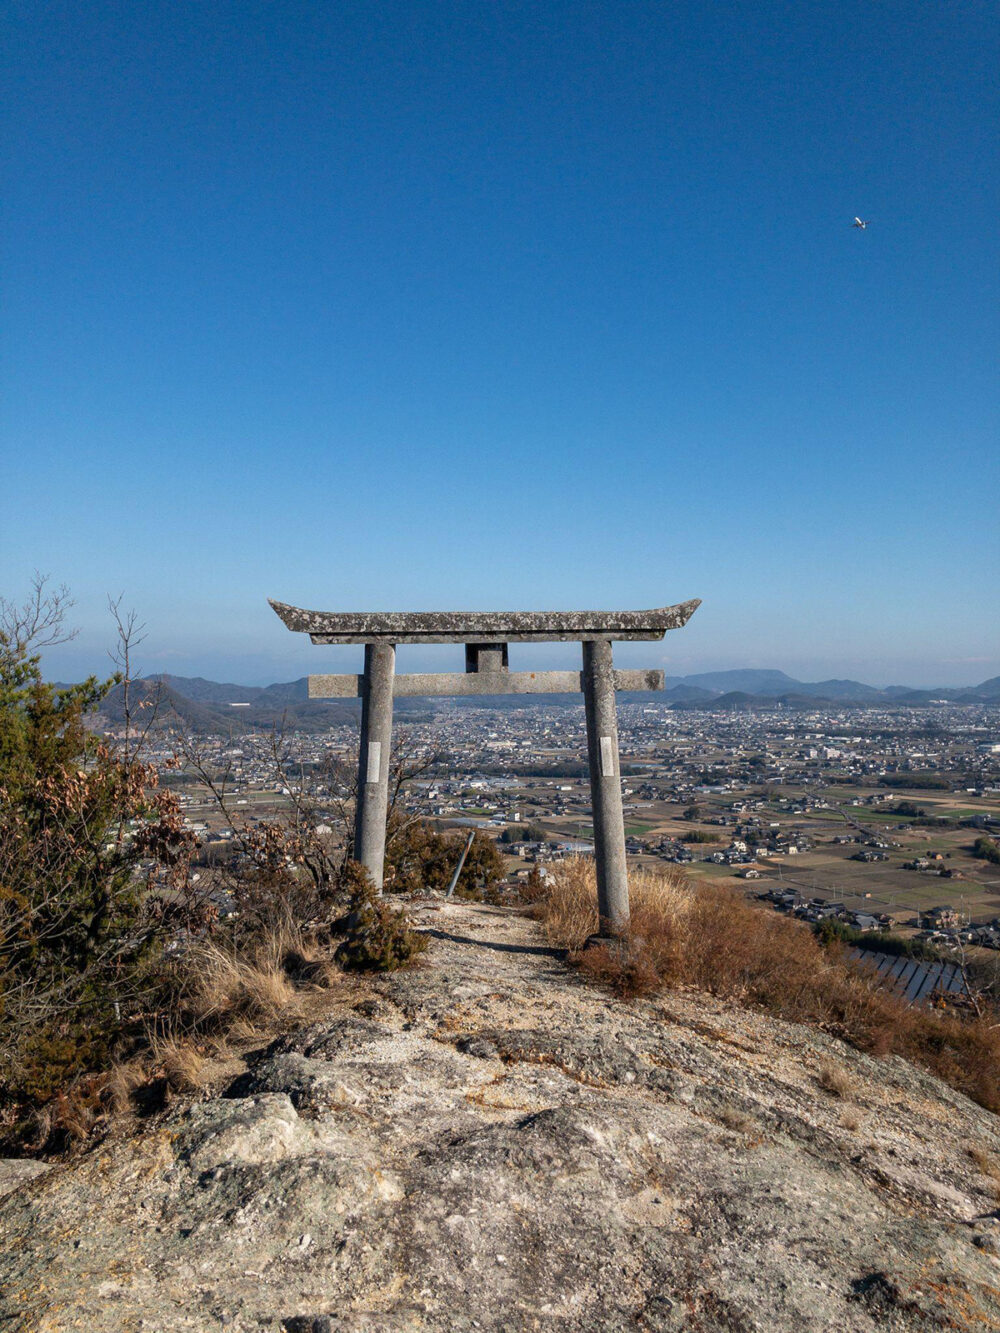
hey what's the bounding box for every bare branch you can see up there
[0,573,77,658]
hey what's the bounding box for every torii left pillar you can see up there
[582,638,630,934]
[354,641,395,888]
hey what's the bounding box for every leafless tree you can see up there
[106,595,165,768]
[0,572,77,660]
[174,715,448,919]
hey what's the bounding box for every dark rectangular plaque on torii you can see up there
[269,597,700,934]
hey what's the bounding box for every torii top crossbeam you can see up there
[268,599,700,644]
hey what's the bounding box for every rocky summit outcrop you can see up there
[4,902,1000,1332]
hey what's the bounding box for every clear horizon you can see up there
[4,3,998,688]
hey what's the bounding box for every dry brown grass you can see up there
[102,1060,148,1116]
[817,1059,854,1099]
[532,859,1000,1115]
[181,945,299,1027]
[176,922,337,1031]
[968,1145,1000,1196]
[151,1037,206,1094]
[532,858,689,955]
[528,857,599,947]
[575,939,662,1000]
[50,925,340,1149]
[2,891,369,1155]
[716,1105,756,1134]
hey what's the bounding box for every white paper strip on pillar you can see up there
[366,741,381,784]
[600,736,615,777]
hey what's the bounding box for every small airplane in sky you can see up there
[853,217,870,229]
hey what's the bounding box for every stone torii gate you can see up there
[269,598,700,934]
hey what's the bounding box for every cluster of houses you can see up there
[919,905,1000,951]
[758,888,896,931]
[649,837,695,865]
[964,922,1000,950]
[754,894,1000,954]
[703,843,758,867]
[902,853,963,878]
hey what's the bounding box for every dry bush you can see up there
[968,1145,1000,1196]
[531,858,599,948]
[534,859,1000,1115]
[532,858,688,956]
[575,939,661,1000]
[101,1061,148,1116]
[21,1073,111,1153]
[817,1059,854,1099]
[159,915,343,1038]
[840,1111,860,1132]
[163,919,345,1050]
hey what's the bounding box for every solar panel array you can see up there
[849,948,968,1005]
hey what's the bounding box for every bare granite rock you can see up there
[2,900,1000,1331]
[0,1159,52,1201]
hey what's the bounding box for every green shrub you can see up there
[385,820,505,899]
[0,583,199,1136]
[334,862,428,971]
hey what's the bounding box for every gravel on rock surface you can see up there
[2,899,1000,1332]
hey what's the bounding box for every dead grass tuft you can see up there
[575,939,662,1000]
[532,859,1000,1115]
[529,857,600,948]
[817,1059,854,1099]
[716,1105,756,1134]
[184,944,303,1027]
[151,1037,206,1094]
[968,1145,1000,1196]
[533,859,690,956]
[101,1061,148,1116]
[174,920,341,1031]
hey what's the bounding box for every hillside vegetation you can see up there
[0,585,431,1153]
[527,860,1000,1113]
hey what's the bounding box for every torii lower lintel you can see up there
[269,599,701,935]
[306,668,666,697]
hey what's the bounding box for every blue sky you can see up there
[3,1,998,687]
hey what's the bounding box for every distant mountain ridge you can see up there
[85,669,1000,732]
[659,669,1000,705]
[92,674,441,733]
[152,675,311,707]
[663,669,801,694]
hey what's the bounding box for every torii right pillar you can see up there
[581,638,630,934]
